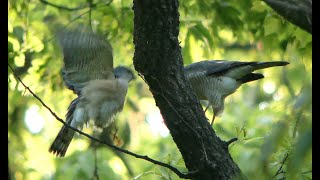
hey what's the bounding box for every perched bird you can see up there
[184,60,289,124]
[49,28,135,157]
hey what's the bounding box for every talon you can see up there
[210,115,215,125]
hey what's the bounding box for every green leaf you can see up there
[8,41,14,53]
[8,36,20,52]
[182,31,192,64]
[251,0,268,12]
[264,17,282,36]
[260,122,288,162]
[13,26,24,44]
[287,129,312,177]
[194,23,214,47]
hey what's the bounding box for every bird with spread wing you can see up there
[184,60,289,124]
[49,28,135,157]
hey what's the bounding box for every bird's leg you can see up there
[204,103,211,113]
[203,103,215,125]
[112,125,122,146]
[210,114,216,125]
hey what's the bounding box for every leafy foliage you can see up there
[8,0,311,179]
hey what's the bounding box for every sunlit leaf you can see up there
[264,17,282,36]
[251,1,268,12]
[8,36,20,52]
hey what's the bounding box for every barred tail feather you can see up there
[49,98,79,157]
[49,125,75,157]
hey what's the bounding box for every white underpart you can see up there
[71,78,129,129]
[96,100,121,127]
[71,108,88,128]
[220,77,240,95]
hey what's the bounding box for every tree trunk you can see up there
[263,0,312,34]
[133,0,246,179]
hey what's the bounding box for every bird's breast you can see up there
[82,79,127,103]
[189,76,240,100]
[75,79,129,128]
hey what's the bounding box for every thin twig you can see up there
[273,153,289,178]
[39,0,112,12]
[39,0,88,11]
[229,124,246,150]
[8,64,197,179]
[93,148,100,180]
[301,170,312,175]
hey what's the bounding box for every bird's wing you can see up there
[184,60,254,78]
[184,60,288,79]
[57,28,114,94]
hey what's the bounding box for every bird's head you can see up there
[114,66,136,82]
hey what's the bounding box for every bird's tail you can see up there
[237,61,288,84]
[49,123,75,157]
[252,61,289,71]
[238,73,264,84]
[49,98,79,157]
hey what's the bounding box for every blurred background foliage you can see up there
[8,0,311,179]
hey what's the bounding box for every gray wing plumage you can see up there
[184,60,289,81]
[57,28,114,94]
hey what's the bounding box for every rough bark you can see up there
[263,0,312,34]
[133,0,245,179]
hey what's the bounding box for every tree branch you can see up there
[263,0,312,34]
[39,0,89,11]
[8,64,197,179]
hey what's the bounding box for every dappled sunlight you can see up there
[146,109,170,138]
[218,29,235,44]
[109,158,128,178]
[9,0,311,179]
[24,105,45,134]
[263,81,276,94]
[259,101,269,110]
[23,133,56,179]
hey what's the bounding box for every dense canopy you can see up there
[8,0,311,179]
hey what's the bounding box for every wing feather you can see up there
[184,60,288,80]
[57,28,114,94]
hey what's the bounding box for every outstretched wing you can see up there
[57,28,115,94]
